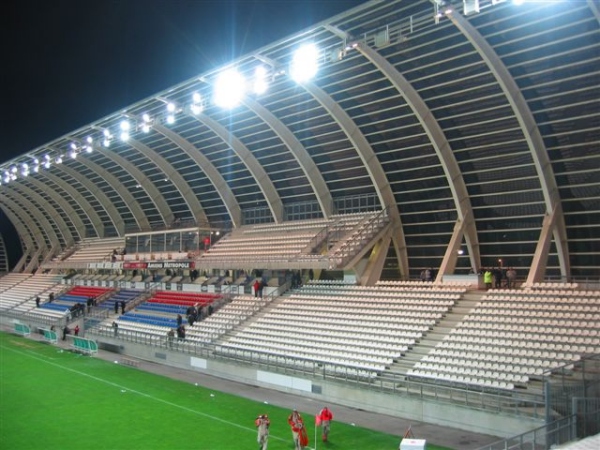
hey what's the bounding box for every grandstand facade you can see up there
[0,0,598,282]
[1,0,600,447]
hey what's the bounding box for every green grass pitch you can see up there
[0,331,453,450]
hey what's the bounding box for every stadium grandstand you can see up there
[1,1,599,448]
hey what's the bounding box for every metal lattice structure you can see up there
[0,0,598,280]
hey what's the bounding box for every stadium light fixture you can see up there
[290,43,319,83]
[141,113,152,132]
[214,68,246,109]
[166,102,178,124]
[253,65,269,95]
[190,92,203,115]
[119,120,131,141]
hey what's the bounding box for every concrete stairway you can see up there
[382,290,486,378]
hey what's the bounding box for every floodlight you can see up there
[86,136,93,144]
[120,120,131,131]
[103,139,111,148]
[166,102,176,113]
[70,142,77,150]
[103,129,111,137]
[56,156,63,164]
[214,68,246,109]
[190,92,203,115]
[120,131,130,142]
[166,114,175,124]
[70,150,77,159]
[253,65,268,95]
[141,123,151,133]
[142,113,151,122]
[290,43,319,83]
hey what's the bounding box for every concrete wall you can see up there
[111,338,544,438]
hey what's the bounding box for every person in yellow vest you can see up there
[484,268,493,290]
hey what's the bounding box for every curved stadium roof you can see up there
[0,0,598,280]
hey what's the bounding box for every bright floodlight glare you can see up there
[190,104,203,115]
[120,131,130,142]
[103,129,111,137]
[253,65,268,95]
[166,114,175,124]
[86,136,93,144]
[103,139,110,148]
[141,123,151,133]
[214,69,246,109]
[120,120,130,131]
[70,150,77,159]
[85,145,93,153]
[290,43,319,83]
[192,92,202,104]
[167,102,176,113]
[142,113,151,122]
[70,142,77,150]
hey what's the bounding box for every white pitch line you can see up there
[1,344,317,448]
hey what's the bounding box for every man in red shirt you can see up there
[317,406,334,442]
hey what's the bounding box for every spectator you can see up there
[255,414,270,450]
[167,329,175,348]
[493,267,503,289]
[208,304,214,316]
[506,267,517,289]
[120,301,126,315]
[253,279,260,298]
[112,321,119,337]
[48,292,54,303]
[35,296,40,307]
[287,409,307,450]
[62,325,71,341]
[74,325,80,336]
[114,301,119,314]
[483,268,493,290]
[317,406,334,442]
[177,314,183,327]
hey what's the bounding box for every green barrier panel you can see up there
[14,323,31,336]
[41,329,58,344]
[69,336,98,355]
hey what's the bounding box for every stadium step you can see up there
[384,289,487,377]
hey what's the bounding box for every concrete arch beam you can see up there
[300,81,409,277]
[242,97,334,219]
[37,170,105,239]
[354,41,481,273]
[447,11,569,280]
[0,204,36,250]
[10,183,72,247]
[24,176,85,244]
[126,137,209,226]
[95,146,174,227]
[191,114,284,224]
[59,157,149,234]
[1,192,57,249]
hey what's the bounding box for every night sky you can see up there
[0,0,366,267]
